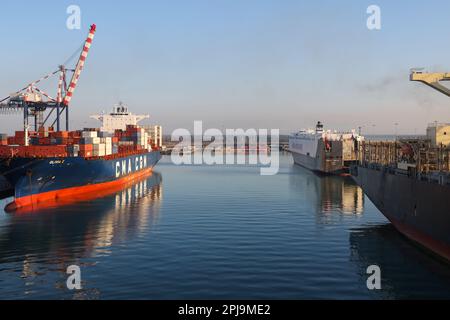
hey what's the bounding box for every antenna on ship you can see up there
[0,24,96,144]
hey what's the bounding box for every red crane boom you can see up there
[63,24,96,106]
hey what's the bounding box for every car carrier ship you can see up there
[352,70,450,262]
[289,122,364,174]
[0,24,161,211]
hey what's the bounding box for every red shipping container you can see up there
[15,131,36,138]
[69,131,79,138]
[15,131,25,138]
[8,137,25,145]
[39,138,51,145]
[80,144,93,151]
[79,151,92,158]
[55,131,69,138]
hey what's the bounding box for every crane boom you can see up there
[62,24,96,106]
[410,71,450,97]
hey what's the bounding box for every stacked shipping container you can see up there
[0,124,153,159]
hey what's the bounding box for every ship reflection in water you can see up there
[85,173,163,251]
[289,163,450,298]
[289,165,364,223]
[0,172,162,299]
[350,224,450,299]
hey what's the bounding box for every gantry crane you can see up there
[410,69,450,97]
[0,24,96,145]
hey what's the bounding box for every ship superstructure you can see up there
[90,103,149,133]
[91,103,163,149]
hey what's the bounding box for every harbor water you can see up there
[1,153,450,299]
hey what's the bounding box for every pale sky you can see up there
[2,0,450,135]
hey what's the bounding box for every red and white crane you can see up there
[0,24,97,138]
[63,24,96,107]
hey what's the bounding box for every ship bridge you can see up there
[90,102,150,133]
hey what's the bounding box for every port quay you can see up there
[1,1,450,312]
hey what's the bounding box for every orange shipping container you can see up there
[80,144,93,151]
[55,131,69,138]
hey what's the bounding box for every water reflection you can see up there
[91,174,163,250]
[289,166,364,221]
[349,224,450,299]
[315,175,363,215]
[0,172,163,277]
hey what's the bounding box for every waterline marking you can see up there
[171,121,280,175]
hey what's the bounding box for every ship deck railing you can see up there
[359,161,450,186]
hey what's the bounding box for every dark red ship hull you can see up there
[352,165,450,262]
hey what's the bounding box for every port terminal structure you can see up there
[410,69,450,97]
[0,25,97,145]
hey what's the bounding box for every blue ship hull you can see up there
[0,151,161,210]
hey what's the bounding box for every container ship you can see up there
[0,24,161,211]
[351,70,450,262]
[289,121,364,174]
[0,123,161,211]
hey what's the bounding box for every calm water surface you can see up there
[1,153,450,299]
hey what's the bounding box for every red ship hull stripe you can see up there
[6,167,153,211]
[389,216,450,262]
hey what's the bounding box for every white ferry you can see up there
[289,122,364,174]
